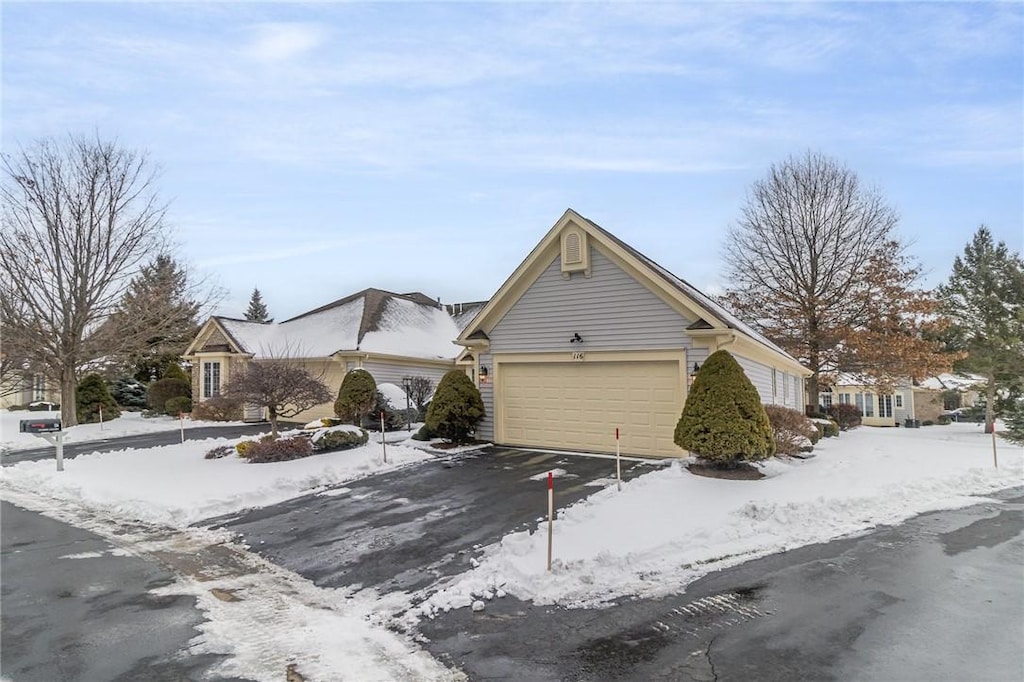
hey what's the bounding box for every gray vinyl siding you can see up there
[489,248,695,353]
[478,352,494,440]
[361,360,451,388]
[734,354,774,405]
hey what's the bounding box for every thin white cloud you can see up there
[240,22,328,63]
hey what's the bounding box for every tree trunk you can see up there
[60,365,77,428]
[269,408,278,438]
[985,376,996,434]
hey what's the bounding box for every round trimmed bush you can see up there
[334,369,377,426]
[674,350,775,466]
[147,377,191,414]
[312,427,369,452]
[76,373,121,424]
[425,370,485,444]
[165,396,193,415]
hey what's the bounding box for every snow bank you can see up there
[1,434,433,527]
[1,409,245,453]
[417,423,1023,613]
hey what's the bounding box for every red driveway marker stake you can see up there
[546,471,554,572]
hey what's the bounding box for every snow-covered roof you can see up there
[213,288,465,360]
[918,372,987,392]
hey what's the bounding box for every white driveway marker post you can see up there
[98,405,104,431]
[547,471,554,572]
[55,432,64,472]
[992,429,998,469]
[180,412,185,443]
[381,411,387,463]
[616,427,622,492]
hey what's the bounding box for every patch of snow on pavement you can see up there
[59,551,105,559]
[416,423,1023,613]
[529,467,569,481]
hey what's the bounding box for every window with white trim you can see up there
[203,361,221,398]
[894,394,904,409]
[820,391,833,408]
[32,375,46,401]
[878,394,893,418]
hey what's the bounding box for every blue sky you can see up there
[3,2,1021,321]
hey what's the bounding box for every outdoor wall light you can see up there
[691,362,701,376]
[569,333,583,343]
[479,365,489,380]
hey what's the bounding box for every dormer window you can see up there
[560,227,591,277]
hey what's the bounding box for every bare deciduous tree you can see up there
[722,151,950,408]
[1,135,172,426]
[406,376,435,413]
[223,359,332,437]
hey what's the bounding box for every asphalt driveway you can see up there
[212,447,662,595]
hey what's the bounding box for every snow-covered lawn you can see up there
[417,422,1023,614]
[0,409,246,452]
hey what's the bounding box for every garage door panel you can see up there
[500,360,683,458]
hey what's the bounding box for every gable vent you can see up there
[564,232,582,264]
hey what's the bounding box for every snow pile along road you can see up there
[417,423,1023,613]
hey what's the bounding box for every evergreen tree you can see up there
[674,350,775,466]
[76,373,120,424]
[104,255,202,382]
[425,370,485,443]
[334,369,377,426]
[938,226,1024,433]
[244,287,270,322]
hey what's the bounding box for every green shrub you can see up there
[27,401,59,411]
[312,427,369,452]
[320,417,343,427]
[814,419,840,438]
[763,404,818,455]
[76,373,121,424]
[162,361,190,382]
[922,419,935,426]
[805,410,829,420]
[191,395,243,421]
[936,415,952,425]
[411,423,435,441]
[425,370,485,444]
[674,350,774,466]
[236,440,256,456]
[826,404,862,430]
[334,369,377,425]
[204,445,234,459]
[147,377,191,414]
[165,396,193,415]
[1003,400,1024,445]
[242,436,315,463]
[111,376,148,409]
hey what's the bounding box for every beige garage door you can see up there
[500,361,683,458]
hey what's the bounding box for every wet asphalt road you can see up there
[1,423,296,466]
[418,488,1024,681]
[0,500,244,681]
[213,447,661,594]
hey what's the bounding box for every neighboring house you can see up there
[184,288,485,423]
[914,372,986,422]
[455,209,809,459]
[0,367,59,410]
[819,373,915,427]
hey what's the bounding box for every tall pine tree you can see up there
[104,255,202,382]
[244,287,270,322]
[938,226,1024,433]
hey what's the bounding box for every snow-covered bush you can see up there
[763,404,818,455]
[111,376,147,409]
[76,373,120,424]
[191,395,243,421]
[311,426,368,452]
[240,435,314,463]
[204,445,234,459]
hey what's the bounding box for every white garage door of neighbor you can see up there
[500,361,683,458]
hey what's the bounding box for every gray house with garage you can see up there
[455,209,809,459]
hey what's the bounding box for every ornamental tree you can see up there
[225,360,332,437]
[674,350,775,466]
[334,369,377,426]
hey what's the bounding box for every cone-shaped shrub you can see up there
[425,370,485,443]
[77,373,121,424]
[674,350,775,466]
[147,377,191,414]
[334,369,377,426]
[162,361,190,382]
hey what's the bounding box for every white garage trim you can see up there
[494,349,687,458]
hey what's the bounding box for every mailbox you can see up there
[20,418,62,433]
